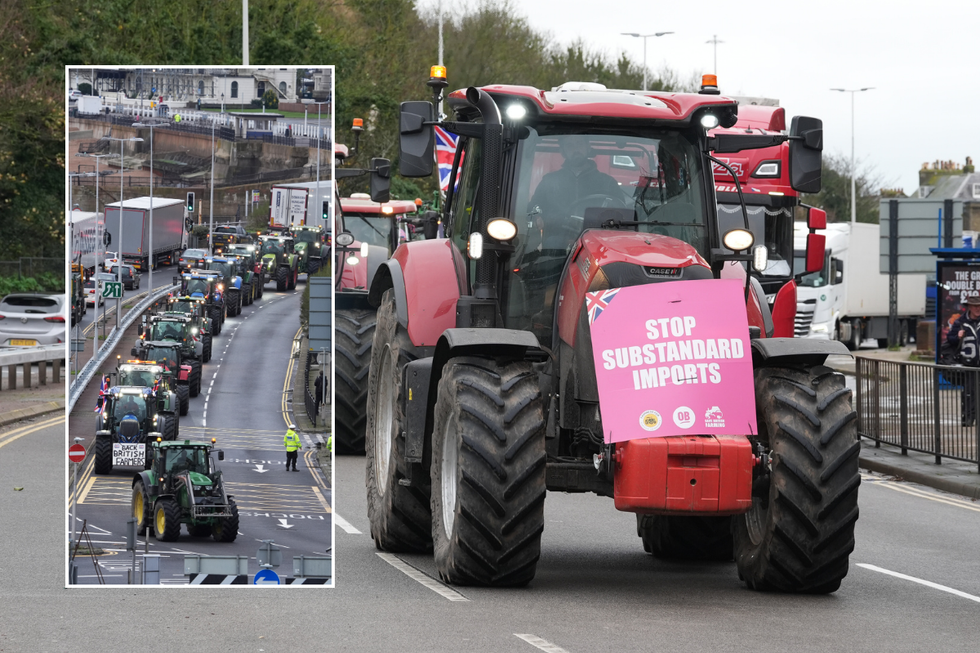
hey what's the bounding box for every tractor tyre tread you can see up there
[334,308,377,455]
[154,498,182,542]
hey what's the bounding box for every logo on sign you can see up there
[639,410,662,432]
[673,406,696,429]
[704,406,726,428]
[712,159,744,178]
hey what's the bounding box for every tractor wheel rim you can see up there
[155,505,166,533]
[441,417,458,539]
[374,345,394,496]
[134,492,143,523]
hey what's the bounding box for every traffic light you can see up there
[186,192,195,213]
[322,200,329,221]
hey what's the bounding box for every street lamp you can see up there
[831,87,874,224]
[134,119,163,292]
[106,136,143,330]
[705,35,724,75]
[77,153,115,363]
[621,31,674,91]
[210,116,216,253]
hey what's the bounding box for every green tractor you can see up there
[291,225,329,277]
[225,244,266,301]
[257,233,299,292]
[93,386,164,474]
[102,358,181,440]
[132,438,240,542]
[139,314,209,364]
[206,256,245,316]
[160,295,214,362]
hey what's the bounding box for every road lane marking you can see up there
[334,513,361,534]
[0,415,64,448]
[866,479,980,513]
[857,563,980,603]
[516,634,572,653]
[76,476,97,504]
[311,486,332,513]
[376,553,469,602]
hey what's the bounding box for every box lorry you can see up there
[76,95,104,116]
[104,197,189,271]
[269,181,332,231]
[793,221,926,348]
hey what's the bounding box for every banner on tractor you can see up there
[112,443,146,467]
[588,279,756,443]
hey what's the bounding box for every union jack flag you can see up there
[586,288,621,324]
[434,126,461,193]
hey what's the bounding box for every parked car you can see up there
[0,294,66,347]
[110,263,141,290]
[68,89,82,101]
[178,248,209,273]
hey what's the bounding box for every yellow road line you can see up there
[76,476,97,504]
[312,486,333,513]
[0,415,65,449]
[868,479,980,513]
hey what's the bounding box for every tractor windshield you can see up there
[501,127,709,340]
[209,261,233,278]
[120,367,158,387]
[114,395,146,420]
[170,300,195,314]
[185,279,210,296]
[164,448,209,475]
[151,322,183,341]
[295,230,318,243]
[344,214,393,251]
[260,240,284,256]
[717,203,794,280]
[146,347,178,369]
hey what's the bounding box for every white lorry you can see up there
[793,221,926,349]
[269,181,332,231]
[76,95,104,116]
[104,197,189,271]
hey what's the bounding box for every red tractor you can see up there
[334,193,424,455]
[363,69,857,593]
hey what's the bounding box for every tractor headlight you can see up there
[723,228,754,252]
[360,242,369,258]
[487,218,517,241]
[346,255,360,266]
[468,232,484,259]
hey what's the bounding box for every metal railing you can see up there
[0,344,64,390]
[856,357,980,470]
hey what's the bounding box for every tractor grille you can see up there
[191,504,234,518]
[794,299,816,337]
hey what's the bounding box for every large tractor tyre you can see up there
[226,290,238,317]
[255,277,264,299]
[187,523,212,537]
[289,268,298,290]
[94,437,113,474]
[210,306,222,336]
[154,498,182,542]
[189,361,202,398]
[133,481,150,536]
[430,357,547,587]
[734,366,860,594]
[276,266,288,292]
[177,384,190,416]
[212,498,240,542]
[202,334,213,363]
[637,515,734,560]
[241,282,251,306]
[365,289,432,552]
[308,258,320,276]
[334,308,377,455]
[157,414,174,442]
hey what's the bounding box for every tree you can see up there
[261,89,279,110]
[802,154,891,224]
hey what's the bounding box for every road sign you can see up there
[102,281,122,299]
[253,569,280,586]
[69,444,86,463]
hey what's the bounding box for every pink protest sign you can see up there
[588,279,756,443]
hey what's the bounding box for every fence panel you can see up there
[857,357,980,470]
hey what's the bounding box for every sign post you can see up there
[69,439,86,547]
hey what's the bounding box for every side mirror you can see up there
[834,259,844,284]
[806,206,827,230]
[806,233,826,273]
[217,450,224,461]
[399,101,435,177]
[370,158,391,203]
[789,116,822,193]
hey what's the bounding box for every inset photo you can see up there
[66,66,334,586]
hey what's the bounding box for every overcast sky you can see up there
[421,0,977,196]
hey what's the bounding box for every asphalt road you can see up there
[68,281,332,585]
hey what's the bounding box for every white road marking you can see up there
[376,553,468,602]
[857,563,980,603]
[515,634,572,653]
[333,513,364,535]
[866,479,980,513]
